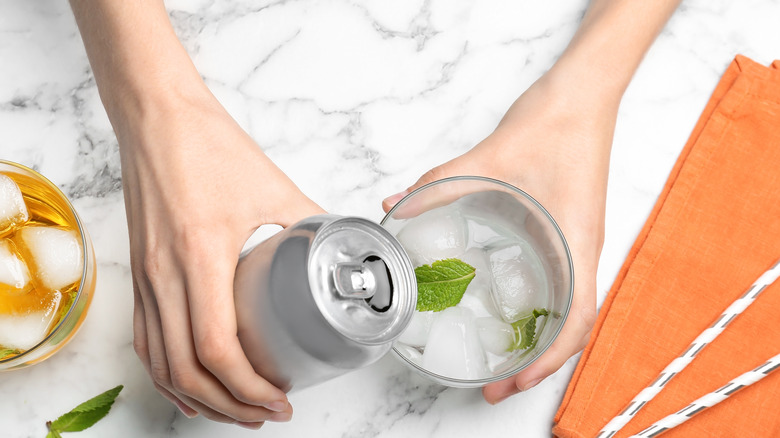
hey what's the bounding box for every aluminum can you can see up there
[234,214,416,392]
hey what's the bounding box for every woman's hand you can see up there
[383,72,616,403]
[382,0,683,405]
[117,86,324,428]
[67,0,326,427]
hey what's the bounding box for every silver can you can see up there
[234,215,416,392]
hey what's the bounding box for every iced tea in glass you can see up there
[0,160,96,370]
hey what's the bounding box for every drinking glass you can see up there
[0,160,96,371]
[381,176,573,387]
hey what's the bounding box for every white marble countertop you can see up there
[1,0,778,437]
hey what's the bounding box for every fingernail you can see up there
[383,190,408,207]
[266,400,288,412]
[270,411,293,422]
[490,394,512,405]
[178,407,198,419]
[236,421,264,430]
[174,400,198,419]
[521,378,544,391]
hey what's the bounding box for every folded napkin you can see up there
[553,55,780,438]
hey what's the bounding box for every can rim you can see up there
[308,216,417,346]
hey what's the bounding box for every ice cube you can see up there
[422,306,488,380]
[396,205,467,266]
[465,218,503,249]
[488,241,548,322]
[460,248,498,317]
[475,317,515,355]
[0,174,29,234]
[458,291,494,319]
[0,293,61,350]
[0,240,30,294]
[19,226,84,290]
[397,310,437,347]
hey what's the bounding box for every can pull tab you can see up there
[333,263,376,299]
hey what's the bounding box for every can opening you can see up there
[309,217,416,345]
[363,256,393,313]
[333,263,376,299]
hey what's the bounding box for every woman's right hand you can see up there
[115,84,324,429]
[383,70,615,403]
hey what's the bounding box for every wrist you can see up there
[97,37,217,147]
[70,0,209,126]
[542,0,681,110]
[541,53,626,116]
[497,65,621,134]
[102,65,210,126]
[98,40,208,125]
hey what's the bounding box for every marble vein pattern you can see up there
[1,0,779,436]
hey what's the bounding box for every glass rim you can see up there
[0,159,90,365]
[380,175,575,386]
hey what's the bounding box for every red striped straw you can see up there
[631,353,780,437]
[597,259,780,438]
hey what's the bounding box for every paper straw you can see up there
[631,353,780,437]
[597,259,780,438]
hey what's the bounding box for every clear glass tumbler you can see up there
[0,160,96,371]
[381,176,573,387]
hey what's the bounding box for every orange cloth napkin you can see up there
[553,55,780,438]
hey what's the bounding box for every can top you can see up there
[308,217,416,346]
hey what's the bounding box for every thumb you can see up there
[382,165,455,213]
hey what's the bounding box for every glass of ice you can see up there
[381,176,573,387]
[0,160,96,371]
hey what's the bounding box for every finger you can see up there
[138,267,249,423]
[383,173,519,220]
[381,190,409,212]
[132,276,199,418]
[149,256,288,423]
[137,275,194,412]
[482,305,593,404]
[382,166,451,214]
[186,245,291,414]
[382,154,484,213]
[236,421,265,430]
[380,147,513,216]
[170,386,260,424]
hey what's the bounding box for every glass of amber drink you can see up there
[0,160,96,370]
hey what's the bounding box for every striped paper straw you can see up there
[597,259,780,438]
[631,353,780,437]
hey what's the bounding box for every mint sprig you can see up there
[46,385,123,437]
[56,291,77,325]
[415,258,476,312]
[509,308,549,351]
[0,348,20,360]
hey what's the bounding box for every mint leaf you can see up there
[0,348,20,360]
[509,308,549,351]
[56,291,77,325]
[64,384,123,415]
[50,406,112,432]
[415,258,476,312]
[48,385,123,434]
